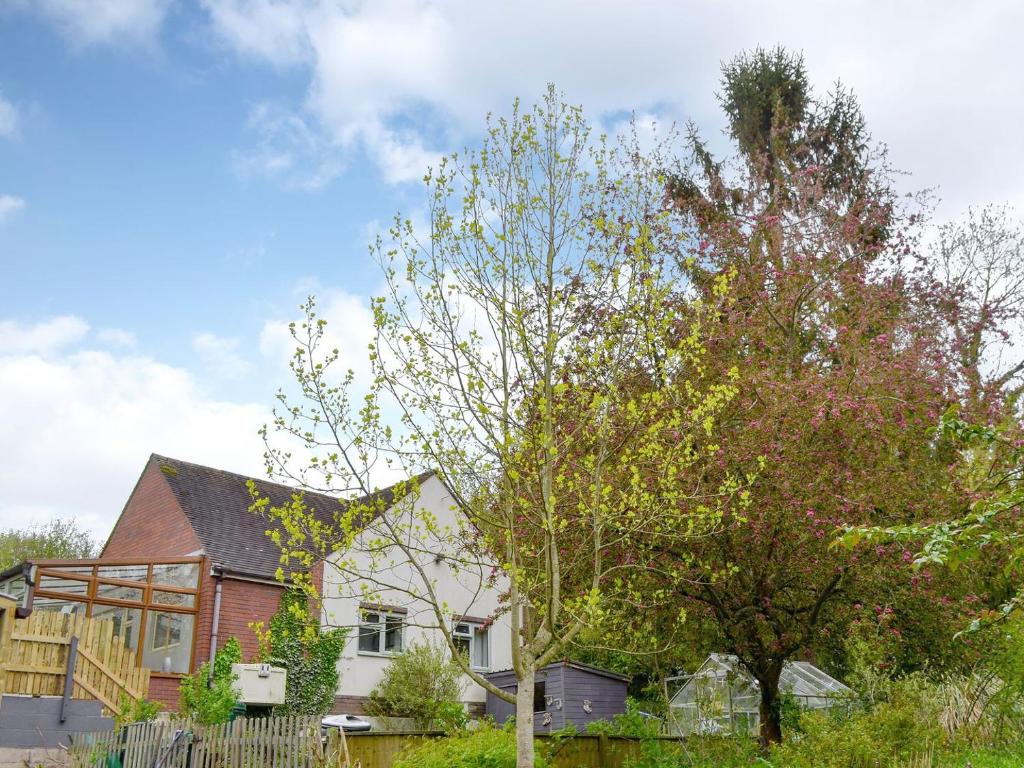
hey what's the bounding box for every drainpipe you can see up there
[208,563,224,688]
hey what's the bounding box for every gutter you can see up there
[207,563,224,688]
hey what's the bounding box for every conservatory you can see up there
[668,653,852,736]
[0,557,201,674]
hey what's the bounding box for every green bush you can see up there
[393,723,549,768]
[586,700,683,768]
[769,677,945,768]
[114,694,162,728]
[682,736,761,767]
[179,636,241,725]
[586,699,662,739]
[364,641,466,730]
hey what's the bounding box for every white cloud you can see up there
[260,286,376,384]
[233,102,345,190]
[0,315,88,355]
[0,317,270,540]
[200,0,311,66]
[193,331,255,379]
[203,0,1024,214]
[0,194,25,222]
[8,0,173,48]
[0,91,18,138]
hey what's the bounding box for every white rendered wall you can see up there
[321,474,512,705]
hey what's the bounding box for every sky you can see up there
[1,0,1023,542]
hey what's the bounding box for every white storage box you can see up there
[232,663,286,706]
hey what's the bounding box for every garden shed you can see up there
[485,661,629,732]
[668,653,852,736]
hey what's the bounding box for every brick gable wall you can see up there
[102,460,203,558]
[97,457,325,711]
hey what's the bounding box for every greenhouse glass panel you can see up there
[668,654,852,737]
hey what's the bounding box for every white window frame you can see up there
[357,610,404,656]
[148,612,181,651]
[451,620,490,671]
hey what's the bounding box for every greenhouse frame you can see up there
[668,653,852,736]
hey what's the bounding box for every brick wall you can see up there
[197,577,285,666]
[147,675,184,710]
[102,460,203,558]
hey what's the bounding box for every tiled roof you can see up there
[148,454,430,581]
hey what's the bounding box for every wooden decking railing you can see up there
[0,611,150,715]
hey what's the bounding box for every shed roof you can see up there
[486,659,630,683]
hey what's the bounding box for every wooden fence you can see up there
[344,731,678,768]
[68,716,323,768]
[66,719,687,768]
[0,611,150,715]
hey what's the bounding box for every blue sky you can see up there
[0,3,403,378]
[2,0,1023,541]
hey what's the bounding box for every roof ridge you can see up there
[151,454,431,505]
[144,454,437,580]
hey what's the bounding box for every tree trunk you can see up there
[515,670,535,768]
[757,669,783,747]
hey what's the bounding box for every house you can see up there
[319,470,513,715]
[0,454,516,715]
[484,661,629,732]
[668,653,852,736]
[1,455,349,707]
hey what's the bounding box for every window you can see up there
[452,621,490,670]
[37,575,89,596]
[152,563,200,589]
[357,610,403,655]
[95,582,144,602]
[149,612,183,650]
[143,612,195,674]
[534,681,546,713]
[32,596,86,616]
[90,604,142,652]
[152,590,195,608]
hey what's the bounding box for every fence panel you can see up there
[189,715,320,768]
[0,611,151,714]
[68,718,686,768]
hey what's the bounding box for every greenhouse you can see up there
[668,653,852,736]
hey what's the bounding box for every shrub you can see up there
[682,736,761,768]
[179,636,241,725]
[769,677,945,768]
[586,699,662,739]
[364,641,466,730]
[114,695,162,728]
[252,590,347,717]
[586,699,683,768]
[393,723,549,768]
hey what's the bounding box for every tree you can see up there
[843,411,1024,625]
[0,517,98,571]
[662,48,957,745]
[252,589,347,716]
[365,642,466,729]
[917,205,1024,422]
[253,87,737,767]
